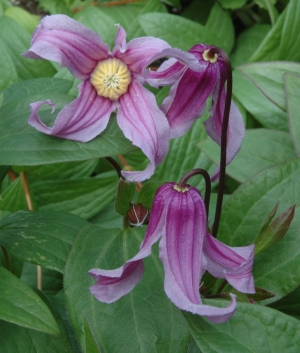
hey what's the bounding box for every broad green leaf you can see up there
[137,180,164,209]
[139,2,234,53]
[230,24,271,68]
[154,118,215,193]
[0,78,135,166]
[74,7,116,48]
[0,37,18,91]
[0,266,59,335]
[0,177,28,212]
[0,290,73,353]
[199,129,295,183]
[64,226,190,353]
[84,317,101,353]
[250,0,300,62]
[0,211,90,273]
[269,286,300,319]
[0,16,56,86]
[0,166,9,183]
[233,70,288,131]
[218,0,247,9]
[31,172,118,220]
[4,6,39,33]
[285,72,300,156]
[238,62,300,111]
[181,0,214,25]
[218,158,300,302]
[184,300,300,353]
[161,0,180,6]
[90,202,123,229]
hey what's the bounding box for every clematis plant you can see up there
[22,15,200,182]
[89,172,255,324]
[145,43,245,182]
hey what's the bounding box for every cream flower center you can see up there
[90,58,131,101]
[202,49,218,63]
[173,185,189,193]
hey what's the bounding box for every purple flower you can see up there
[89,183,255,324]
[145,44,245,181]
[23,15,200,182]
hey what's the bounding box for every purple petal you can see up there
[162,65,217,138]
[159,184,236,323]
[113,24,127,54]
[115,36,171,75]
[29,80,115,142]
[203,233,255,294]
[144,48,202,88]
[89,183,174,303]
[118,79,170,182]
[204,87,245,181]
[23,15,109,80]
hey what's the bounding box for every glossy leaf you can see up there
[64,226,190,353]
[0,266,59,335]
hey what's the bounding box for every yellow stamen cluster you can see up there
[202,49,218,63]
[90,58,131,101]
[173,185,189,193]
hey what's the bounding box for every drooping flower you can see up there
[22,15,200,182]
[144,44,245,181]
[89,182,255,324]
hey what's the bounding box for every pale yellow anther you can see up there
[202,49,218,63]
[173,185,189,193]
[90,58,131,101]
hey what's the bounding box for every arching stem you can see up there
[105,157,124,179]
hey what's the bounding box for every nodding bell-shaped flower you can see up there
[89,182,255,324]
[22,15,200,182]
[145,44,245,181]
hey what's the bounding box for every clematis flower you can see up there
[144,44,245,181]
[22,15,200,182]
[89,182,255,324]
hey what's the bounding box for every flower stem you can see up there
[208,48,233,238]
[20,172,42,291]
[105,156,124,179]
[178,168,211,217]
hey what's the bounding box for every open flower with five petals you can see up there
[23,15,200,181]
[145,44,245,181]
[89,182,255,324]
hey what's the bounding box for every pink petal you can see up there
[113,24,127,54]
[159,184,237,324]
[162,65,217,138]
[115,36,171,75]
[89,184,173,303]
[118,79,170,182]
[29,80,115,142]
[203,233,255,294]
[204,87,245,181]
[23,15,109,80]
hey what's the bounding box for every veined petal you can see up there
[29,80,115,142]
[89,184,174,303]
[23,15,110,80]
[118,79,170,182]
[113,24,127,54]
[162,65,217,138]
[115,36,171,75]
[204,86,245,181]
[203,233,255,294]
[144,48,202,88]
[159,184,236,323]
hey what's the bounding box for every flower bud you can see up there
[127,203,149,226]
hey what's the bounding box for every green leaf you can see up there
[254,204,296,255]
[0,166,9,183]
[137,180,164,209]
[31,172,118,220]
[84,317,101,353]
[0,211,90,273]
[0,78,135,166]
[0,266,59,335]
[285,72,300,156]
[0,177,28,212]
[0,290,73,353]
[199,129,295,183]
[139,2,234,53]
[64,226,190,353]
[154,118,215,193]
[247,287,276,302]
[238,62,300,111]
[115,179,135,216]
[0,16,56,90]
[184,300,300,353]
[233,70,288,131]
[218,0,247,9]
[218,158,300,302]
[4,6,39,33]
[250,0,300,62]
[269,286,300,319]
